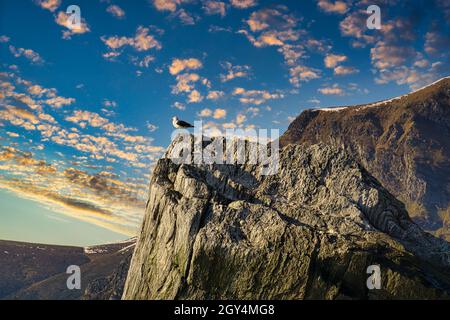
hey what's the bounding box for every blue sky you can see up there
[0,0,449,245]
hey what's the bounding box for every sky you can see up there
[0,0,449,246]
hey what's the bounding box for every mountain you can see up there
[122,136,450,299]
[280,77,450,240]
[0,238,135,300]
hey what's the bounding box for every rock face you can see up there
[280,77,450,240]
[123,137,450,300]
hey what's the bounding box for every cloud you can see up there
[289,65,321,87]
[197,108,226,119]
[424,31,450,56]
[27,84,56,97]
[102,51,121,61]
[102,26,162,59]
[242,7,298,42]
[414,59,429,68]
[220,62,251,82]
[0,146,56,174]
[55,11,90,39]
[230,0,257,9]
[103,100,118,108]
[198,108,212,117]
[58,109,163,164]
[65,110,109,128]
[203,1,226,17]
[6,79,75,109]
[245,7,297,33]
[35,0,61,12]
[239,6,329,88]
[0,81,15,98]
[107,5,126,19]
[206,90,224,100]
[374,64,444,90]
[213,108,227,119]
[308,98,321,105]
[324,53,358,75]
[65,110,138,136]
[370,42,415,70]
[232,87,283,105]
[187,90,203,103]
[246,10,270,31]
[131,55,155,68]
[172,73,200,93]
[334,65,359,75]
[6,132,20,138]
[0,146,148,235]
[0,35,10,43]
[151,2,198,25]
[173,102,186,110]
[9,45,45,65]
[339,10,375,45]
[239,29,297,48]
[169,58,203,75]
[49,129,141,162]
[317,0,348,14]
[38,112,56,123]
[153,0,189,12]
[324,54,347,68]
[208,25,232,33]
[245,106,259,117]
[5,93,42,114]
[0,73,164,231]
[146,122,158,132]
[236,113,246,124]
[0,105,42,131]
[45,96,75,108]
[318,84,344,95]
[437,0,450,24]
[171,9,197,25]
[168,62,209,104]
[336,2,449,89]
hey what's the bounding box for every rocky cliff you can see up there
[280,77,450,240]
[123,136,450,300]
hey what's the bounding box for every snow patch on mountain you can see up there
[314,76,450,113]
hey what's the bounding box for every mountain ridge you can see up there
[280,77,450,240]
[0,238,135,300]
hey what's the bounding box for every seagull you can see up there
[172,116,194,129]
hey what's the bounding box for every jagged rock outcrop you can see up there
[123,137,450,300]
[280,77,450,240]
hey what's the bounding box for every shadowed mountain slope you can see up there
[280,77,450,240]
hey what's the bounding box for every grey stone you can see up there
[123,136,450,300]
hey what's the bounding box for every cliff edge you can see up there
[123,137,450,299]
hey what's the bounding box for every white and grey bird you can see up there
[172,116,194,129]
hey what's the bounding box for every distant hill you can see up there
[280,77,450,240]
[0,238,135,300]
